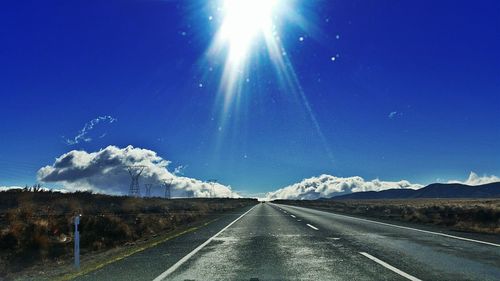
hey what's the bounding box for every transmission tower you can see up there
[145,183,153,198]
[127,166,146,197]
[163,179,172,199]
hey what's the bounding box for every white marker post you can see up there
[74,214,81,270]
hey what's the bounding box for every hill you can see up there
[331,182,500,200]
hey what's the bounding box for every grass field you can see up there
[274,198,500,234]
[0,189,256,279]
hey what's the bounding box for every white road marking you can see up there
[152,205,258,281]
[281,204,500,247]
[290,215,296,218]
[297,219,302,222]
[306,224,319,230]
[360,252,421,281]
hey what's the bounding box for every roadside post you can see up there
[74,214,81,270]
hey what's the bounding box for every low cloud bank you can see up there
[37,145,239,198]
[449,172,500,186]
[266,174,423,200]
[0,186,24,192]
[267,171,500,200]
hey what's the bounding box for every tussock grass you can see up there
[0,189,256,279]
[274,198,500,234]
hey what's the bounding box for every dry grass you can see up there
[0,189,256,279]
[274,198,500,234]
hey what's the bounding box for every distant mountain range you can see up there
[330,182,500,200]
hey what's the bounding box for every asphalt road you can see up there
[75,202,500,281]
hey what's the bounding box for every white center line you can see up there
[360,252,421,281]
[152,205,258,281]
[306,223,319,230]
[282,204,500,247]
[290,215,296,218]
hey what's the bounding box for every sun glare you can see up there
[219,0,278,66]
[209,0,287,108]
[205,0,335,163]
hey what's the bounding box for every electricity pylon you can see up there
[163,179,172,199]
[145,183,153,198]
[127,166,146,197]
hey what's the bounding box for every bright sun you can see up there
[209,0,288,107]
[206,0,332,162]
[219,0,279,66]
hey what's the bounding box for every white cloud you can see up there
[65,116,117,145]
[448,172,500,186]
[173,165,187,175]
[37,145,240,198]
[388,111,403,119]
[0,186,24,192]
[0,185,67,193]
[266,174,423,200]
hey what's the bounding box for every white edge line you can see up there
[280,204,500,247]
[360,252,421,281]
[306,223,319,230]
[152,205,258,281]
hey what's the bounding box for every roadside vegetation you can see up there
[0,187,256,279]
[274,198,500,234]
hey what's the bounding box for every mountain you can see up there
[331,182,500,200]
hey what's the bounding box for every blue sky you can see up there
[1,0,499,196]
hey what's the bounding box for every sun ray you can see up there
[208,0,285,108]
[204,0,335,164]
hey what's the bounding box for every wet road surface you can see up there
[75,202,500,281]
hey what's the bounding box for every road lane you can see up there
[276,203,500,281]
[162,202,404,281]
[74,202,500,281]
[153,205,259,281]
[74,205,257,281]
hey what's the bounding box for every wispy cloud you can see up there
[388,111,402,119]
[65,116,117,145]
[173,165,187,175]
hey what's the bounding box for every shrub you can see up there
[0,190,256,278]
